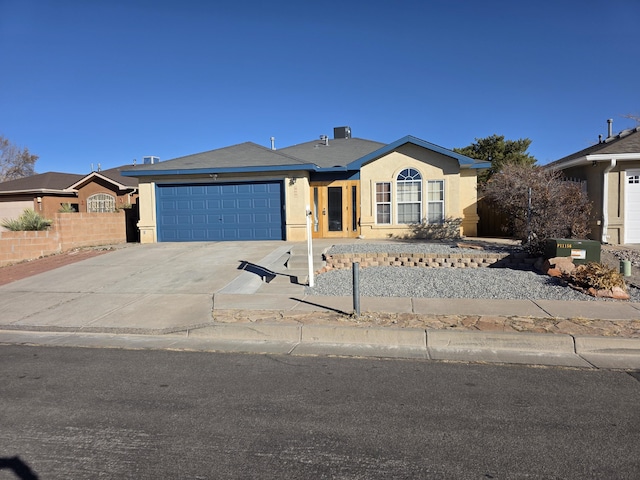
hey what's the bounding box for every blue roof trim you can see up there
[122,164,320,177]
[346,135,490,170]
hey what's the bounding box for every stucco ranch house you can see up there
[123,127,489,243]
[546,120,640,244]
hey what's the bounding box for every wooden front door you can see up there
[310,181,360,238]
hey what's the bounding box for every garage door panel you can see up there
[156,182,283,242]
[626,171,640,243]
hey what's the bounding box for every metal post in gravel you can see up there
[352,262,360,316]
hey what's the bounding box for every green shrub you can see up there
[58,203,75,213]
[1,208,53,231]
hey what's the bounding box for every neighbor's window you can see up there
[87,193,116,213]
[427,180,444,224]
[375,182,391,224]
[628,175,640,184]
[396,168,422,224]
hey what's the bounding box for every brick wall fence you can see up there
[0,212,127,267]
[320,251,539,272]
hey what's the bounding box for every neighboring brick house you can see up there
[0,165,139,237]
[124,127,489,243]
[546,120,640,244]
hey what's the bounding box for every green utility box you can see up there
[544,238,601,265]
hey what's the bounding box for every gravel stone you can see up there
[307,243,640,302]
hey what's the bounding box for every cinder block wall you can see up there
[56,212,126,250]
[320,251,537,272]
[0,212,127,267]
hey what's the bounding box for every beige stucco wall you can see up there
[137,180,157,244]
[358,144,478,239]
[561,161,640,244]
[284,175,311,242]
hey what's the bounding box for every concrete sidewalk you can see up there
[0,239,639,369]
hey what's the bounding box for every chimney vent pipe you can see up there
[270,137,275,150]
[607,118,613,138]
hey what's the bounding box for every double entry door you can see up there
[310,181,360,238]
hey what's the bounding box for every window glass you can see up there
[427,180,444,223]
[375,182,391,224]
[396,168,421,224]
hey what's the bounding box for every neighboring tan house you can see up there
[0,165,139,236]
[546,120,640,244]
[123,127,489,243]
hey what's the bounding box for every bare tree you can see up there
[483,164,592,255]
[0,135,38,182]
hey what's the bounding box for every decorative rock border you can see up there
[319,252,539,273]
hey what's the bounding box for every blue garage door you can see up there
[156,182,284,241]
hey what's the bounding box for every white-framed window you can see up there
[87,193,116,213]
[375,182,391,224]
[628,175,640,184]
[427,180,444,224]
[396,168,422,224]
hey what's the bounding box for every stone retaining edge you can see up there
[320,252,539,271]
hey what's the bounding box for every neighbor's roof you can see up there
[0,172,83,194]
[547,127,640,168]
[69,164,138,190]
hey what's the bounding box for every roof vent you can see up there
[143,156,160,165]
[320,135,329,146]
[607,119,613,139]
[334,126,351,139]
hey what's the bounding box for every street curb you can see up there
[1,324,640,369]
[188,323,302,342]
[301,324,426,347]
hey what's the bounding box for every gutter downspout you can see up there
[601,159,616,243]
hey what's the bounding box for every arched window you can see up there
[87,193,116,213]
[396,168,422,224]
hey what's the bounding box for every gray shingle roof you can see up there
[278,138,386,168]
[549,127,640,166]
[0,172,83,193]
[129,142,308,171]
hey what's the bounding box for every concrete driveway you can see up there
[0,241,294,333]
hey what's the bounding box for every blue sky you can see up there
[1,0,638,174]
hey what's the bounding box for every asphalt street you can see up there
[1,345,639,479]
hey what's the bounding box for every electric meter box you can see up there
[544,238,601,265]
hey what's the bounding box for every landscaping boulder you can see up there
[543,256,575,277]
